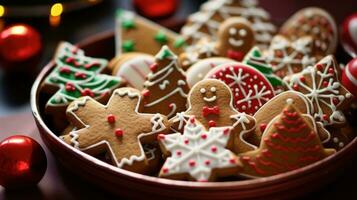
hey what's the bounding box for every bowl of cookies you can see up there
[31,1,357,199]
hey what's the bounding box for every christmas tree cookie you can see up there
[142,46,190,119]
[43,42,124,117]
[238,100,335,178]
[243,47,283,88]
[115,9,185,56]
[61,87,170,173]
[158,116,241,181]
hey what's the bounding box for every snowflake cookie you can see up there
[61,87,170,173]
[158,116,241,181]
[284,55,353,126]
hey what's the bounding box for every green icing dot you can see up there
[122,40,135,52]
[122,19,135,30]
[252,49,261,57]
[154,31,168,44]
[160,49,173,60]
[173,37,186,48]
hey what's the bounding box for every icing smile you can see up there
[229,38,244,47]
[203,95,217,102]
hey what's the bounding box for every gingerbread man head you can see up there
[216,17,255,61]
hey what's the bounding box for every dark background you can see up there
[0,0,356,199]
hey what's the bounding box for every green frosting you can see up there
[122,40,135,52]
[173,37,186,49]
[154,31,168,44]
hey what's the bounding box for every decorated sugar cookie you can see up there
[265,35,317,78]
[61,87,170,173]
[170,79,257,154]
[243,46,283,88]
[181,0,276,49]
[284,55,353,126]
[186,57,234,88]
[158,117,241,181]
[238,100,335,178]
[43,42,124,117]
[205,62,275,115]
[280,7,338,55]
[248,91,330,147]
[216,17,255,61]
[109,53,155,90]
[142,46,190,118]
[115,9,185,55]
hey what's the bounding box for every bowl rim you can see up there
[30,31,357,190]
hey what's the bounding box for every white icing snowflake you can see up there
[284,56,352,126]
[159,118,238,181]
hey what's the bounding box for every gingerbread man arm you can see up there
[230,113,258,153]
[61,127,107,150]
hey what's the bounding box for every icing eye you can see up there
[239,29,247,37]
[210,87,216,92]
[229,27,237,35]
[200,88,206,94]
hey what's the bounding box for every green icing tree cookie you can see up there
[243,47,283,87]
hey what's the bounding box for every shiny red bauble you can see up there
[0,24,42,63]
[0,135,47,189]
[341,13,357,56]
[133,0,178,18]
[342,58,357,97]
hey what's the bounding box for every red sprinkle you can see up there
[322,81,329,87]
[184,139,189,144]
[211,146,217,153]
[229,158,236,164]
[107,114,116,123]
[316,64,324,71]
[223,128,230,135]
[323,114,329,121]
[260,123,267,133]
[60,66,71,74]
[293,84,299,90]
[189,160,196,167]
[201,134,207,139]
[162,168,169,173]
[115,129,124,137]
[205,160,211,166]
[189,116,196,124]
[81,88,94,97]
[208,120,216,127]
[75,72,87,79]
[299,76,306,82]
[149,63,158,72]
[332,97,339,105]
[65,82,76,92]
[328,67,334,74]
[141,89,150,97]
[176,151,182,156]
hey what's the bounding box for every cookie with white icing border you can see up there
[238,99,335,178]
[280,7,338,56]
[158,116,242,181]
[142,46,190,119]
[109,53,155,90]
[170,79,257,154]
[61,87,170,173]
[205,61,275,115]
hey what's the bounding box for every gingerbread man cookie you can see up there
[238,99,335,178]
[158,116,241,181]
[205,62,275,115]
[284,55,353,126]
[171,79,256,154]
[216,17,255,61]
[142,46,190,118]
[61,87,170,173]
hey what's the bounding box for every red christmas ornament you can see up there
[341,58,357,97]
[0,135,47,189]
[133,0,178,18]
[0,24,42,63]
[341,13,357,56]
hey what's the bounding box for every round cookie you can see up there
[280,7,338,55]
[110,53,155,90]
[186,57,234,88]
[205,62,275,115]
[216,17,255,61]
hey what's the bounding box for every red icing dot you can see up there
[107,114,116,123]
[142,89,150,97]
[115,129,124,137]
[323,114,329,121]
[81,88,94,97]
[189,160,196,167]
[65,82,76,92]
[75,72,87,79]
[176,151,182,156]
[271,133,278,139]
[149,63,158,72]
[299,76,306,82]
[201,134,207,139]
[328,67,334,74]
[229,158,236,164]
[316,64,324,71]
[189,116,195,124]
[223,128,230,136]
[157,134,165,140]
[260,123,267,132]
[332,97,339,105]
[322,81,329,87]
[208,120,216,127]
[162,168,169,174]
[59,66,71,74]
[293,84,299,90]
[184,139,189,144]
[211,146,217,153]
[205,160,211,166]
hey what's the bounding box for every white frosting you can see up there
[349,17,357,45]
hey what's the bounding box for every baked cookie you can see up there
[142,46,190,118]
[280,7,338,56]
[109,53,155,90]
[248,91,330,147]
[265,35,317,78]
[205,62,275,115]
[284,55,353,126]
[42,42,124,120]
[238,99,335,178]
[158,116,241,181]
[61,87,170,173]
[186,57,234,88]
[215,17,255,61]
[181,0,276,49]
[115,9,185,55]
[170,79,256,154]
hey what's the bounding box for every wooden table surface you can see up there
[0,112,356,200]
